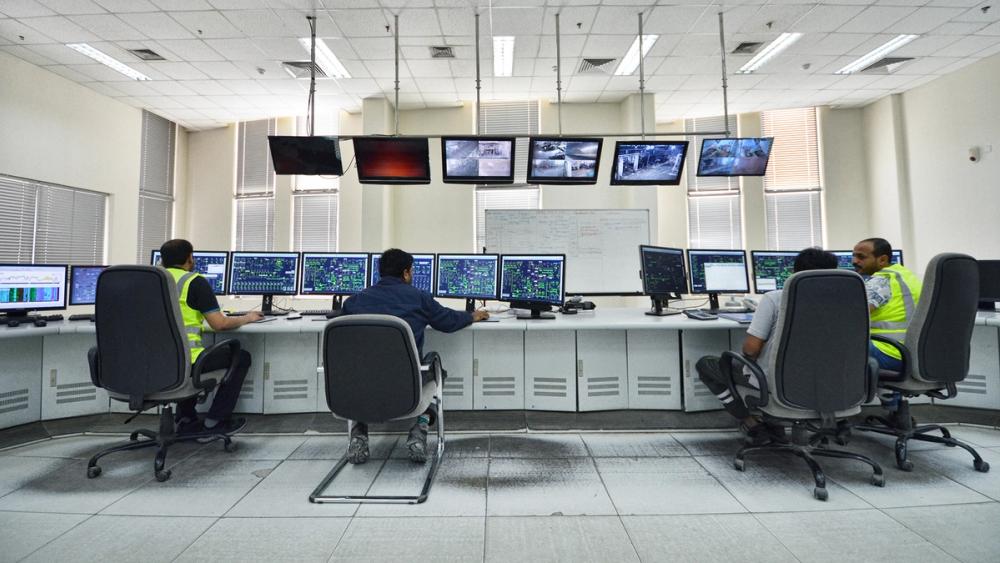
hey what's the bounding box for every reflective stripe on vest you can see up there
[870,264,922,360]
[167,268,206,363]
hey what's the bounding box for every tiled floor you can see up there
[1,425,999,562]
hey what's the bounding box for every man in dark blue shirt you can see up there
[342,248,489,463]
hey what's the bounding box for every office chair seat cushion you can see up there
[878,368,906,382]
[330,377,437,423]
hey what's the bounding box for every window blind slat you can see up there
[234,197,274,251]
[760,107,823,250]
[0,178,37,262]
[140,110,175,197]
[765,191,823,250]
[475,187,540,252]
[137,195,172,263]
[685,115,741,249]
[293,193,339,252]
[237,119,276,196]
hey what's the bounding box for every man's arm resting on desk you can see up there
[204,310,263,331]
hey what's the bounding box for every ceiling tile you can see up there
[0,17,55,42]
[488,7,543,36]
[202,37,262,60]
[656,56,721,76]
[71,14,147,41]
[83,81,126,96]
[93,0,157,11]
[581,34,634,58]
[170,10,244,38]
[252,36,307,60]
[118,12,195,39]
[221,9,295,37]
[886,7,967,34]
[208,0,269,8]
[738,4,814,34]
[689,6,757,35]
[893,34,962,57]
[406,58,452,77]
[37,0,104,14]
[953,4,1000,23]
[393,8,440,36]
[177,78,231,94]
[149,0,213,10]
[346,37,395,59]
[934,34,1000,56]
[838,6,915,33]
[643,5,706,35]
[807,33,877,56]
[791,5,866,33]
[538,35,584,59]
[328,9,388,38]
[73,62,135,80]
[20,15,98,42]
[41,63,92,81]
[669,34,720,57]
[414,77,454,92]
[152,38,224,61]
[891,55,964,74]
[147,60,208,79]
[190,60,249,78]
[0,0,55,18]
[26,41,97,63]
[978,20,1000,36]
[0,43,57,64]
[108,79,158,95]
[541,6,598,35]
[364,59,410,78]
[145,80,198,95]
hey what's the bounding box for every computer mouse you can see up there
[33,319,47,327]
[7,320,20,328]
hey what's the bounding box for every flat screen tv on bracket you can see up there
[267,136,343,176]
[611,141,689,186]
[353,137,431,184]
[526,137,603,185]
[441,137,515,184]
[696,137,774,177]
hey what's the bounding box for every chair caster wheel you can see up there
[87,466,102,479]
[129,432,140,441]
[871,474,885,487]
[897,459,913,472]
[813,487,828,501]
[733,459,745,471]
[974,460,990,473]
[155,469,171,482]
[223,440,237,453]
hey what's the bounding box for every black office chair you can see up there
[722,269,884,501]
[857,253,991,473]
[87,265,241,482]
[310,314,444,504]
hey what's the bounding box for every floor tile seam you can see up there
[168,516,223,563]
[688,454,754,514]
[482,455,491,562]
[14,511,99,563]
[858,499,1000,511]
[319,511,354,563]
[874,506,968,562]
[745,511,806,563]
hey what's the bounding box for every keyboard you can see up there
[684,310,718,321]
[225,311,248,317]
[41,314,64,321]
[69,314,95,321]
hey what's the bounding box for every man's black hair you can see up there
[793,247,838,273]
[160,239,194,269]
[379,248,413,278]
[859,237,893,259]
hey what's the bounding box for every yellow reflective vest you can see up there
[870,264,922,360]
[167,267,206,363]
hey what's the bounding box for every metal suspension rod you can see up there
[475,12,481,135]
[307,15,316,136]
[638,12,646,140]
[394,13,400,136]
[555,12,563,135]
[718,11,731,137]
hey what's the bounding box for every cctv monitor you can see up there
[499,254,566,319]
[369,253,436,293]
[639,245,687,316]
[69,265,108,306]
[300,253,369,310]
[686,249,750,311]
[267,136,343,176]
[978,259,1000,310]
[611,141,689,186]
[0,264,68,318]
[697,137,774,177]
[353,137,431,184]
[527,137,602,184]
[442,137,515,184]
[435,254,499,311]
[228,252,299,314]
[750,251,798,294]
[151,250,229,295]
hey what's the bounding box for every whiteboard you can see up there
[485,209,650,295]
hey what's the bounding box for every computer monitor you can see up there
[686,249,749,311]
[353,137,431,184]
[267,135,344,176]
[300,253,369,309]
[69,265,107,306]
[831,249,904,271]
[441,137,515,184]
[0,264,68,318]
[639,245,687,316]
[499,254,566,319]
[526,137,602,184]
[611,141,689,186]
[697,137,774,177]
[228,252,299,314]
[435,254,499,311]
[978,259,1000,310]
[370,253,435,293]
[750,251,798,294]
[150,250,229,295]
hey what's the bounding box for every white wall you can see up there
[184,125,236,250]
[862,96,908,254]
[819,107,870,250]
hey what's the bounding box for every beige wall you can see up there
[819,107,870,250]
[184,125,236,250]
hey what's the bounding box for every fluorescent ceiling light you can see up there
[736,32,803,74]
[614,34,658,76]
[66,43,150,81]
[298,37,351,79]
[493,36,515,77]
[835,34,919,75]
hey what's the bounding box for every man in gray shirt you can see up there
[696,247,839,445]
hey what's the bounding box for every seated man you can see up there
[159,239,263,436]
[696,247,839,444]
[342,248,489,463]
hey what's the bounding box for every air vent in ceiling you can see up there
[429,46,455,58]
[732,42,763,55]
[576,57,616,74]
[128,48,165,61]
[282,61,327,79]
[860,56,914,74]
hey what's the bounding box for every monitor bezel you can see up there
[526,137,604,185]
[498,253,567,306]
[352,137,432,185]
[610,140,689,186]
[830,249,904,269]
[749,250,799,295]
[440,137,516,184]
[227,251,301,296]
[696,137,774,177]
[267,135,344,176]
[298,252,370,296]
[369,252,437,292]
[434,253,500,300]
[68,264,108,306]
[151,249,231,296]
[684,248,750,294]
[639,245,687,297]
[0,263,70,313]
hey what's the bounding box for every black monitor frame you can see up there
[434,253,500,312]
[353,136,432,185]
[299,252,370,310]
[440,137,516,184]
[227,251,300,314]
[150,249,230,296]
[639,245,687,316]
[696,137,774,177]
[750,250,799,295]
[611,140,689,186]
[526,137,603,185]
[685,249,750,311]
[0,263,69,318]
[267,135,344,176]
[499,254,566,320]
[978,259,1000,310]
[68,265,108,306]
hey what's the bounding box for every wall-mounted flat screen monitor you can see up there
[69,265,108,306]
[686,249,750,294]
[151,250,229,295]
[527,137,602,184]
[750,251,797,294]
[442,137,515,184]
[370,253,436,293]
[300,253,369,296]
[353,137,431,184]
[697,137,774,177]
[228,252,299,296]
[435,254,499,300]
[0,264,68,315]
[267,136,343,176]
[611,141,689,186]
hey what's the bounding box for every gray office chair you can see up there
[858,253,990,473]
[310,314,445,504]
[87,265,240,482]
[722,269,884,501]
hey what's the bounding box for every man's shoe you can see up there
[176,417,204,436]
[740,421,774,447]
[196,417,246,443]
[405,422,429,464]
[347,425,370,465]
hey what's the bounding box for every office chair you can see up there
[857,253,991,473]
[722,269,884,501]
[87,265,241,482]
[310,314,444,504]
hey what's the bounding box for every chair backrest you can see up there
[905,253,979,384]
[322,314,423,422]
[94,266,191,406]
[768,269,870,414]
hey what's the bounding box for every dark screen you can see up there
[353,137,431,184]
[979,260,1000,300]
[640,246,686,295]
[268,136,343,175]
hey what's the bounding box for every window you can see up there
[234,118,276,251]
[0,174,107,264]
[292,115,339,252]
[686,115,741,248]
[137,110,176,263]
[761,107,823,250]
[474,100,541,251]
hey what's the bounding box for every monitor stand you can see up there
[701,292,747,314]
[261,295,288,316]
[331,296,343,310]
[512,302,555,320]
[465,298,477,313]
[646,296,680,317]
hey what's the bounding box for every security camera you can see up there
[969,147,981,162]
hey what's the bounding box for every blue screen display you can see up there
[436,255,498,299]
[229,253,298,295]
[370,253,435,293]
[499,256,565,305]
[69,266,106,305]
[151,250,228,295]
[301,253,368,295]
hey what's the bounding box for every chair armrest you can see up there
[866,357,879,403]
[421,351,443,387]
[88,346,100,387]
[720,350,769,408]
[871,334,911,377]
[191,338,242,391]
